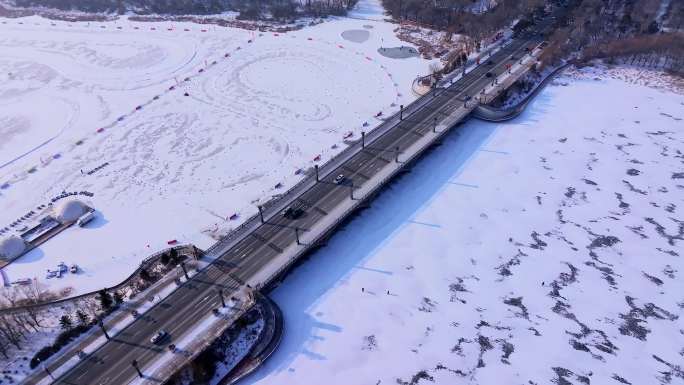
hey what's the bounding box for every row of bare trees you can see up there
[381,0,545,36]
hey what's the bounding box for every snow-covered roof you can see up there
[54,199,88,223]
[0,235,26,260]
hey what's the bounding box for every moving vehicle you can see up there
[150,330,169,344]
[334,174,345,184]
[282,206,304,220]
[485,72,494,78]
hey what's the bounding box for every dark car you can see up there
[282,206,304,220]
[486,60,494,65]
[485,72,494,78]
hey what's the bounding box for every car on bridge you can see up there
[150,329,169,344]
[282,206,304,220]
[334,174,345,184]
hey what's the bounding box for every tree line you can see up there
[6,0,358,19]
[540,0,684,74]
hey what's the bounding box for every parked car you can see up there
[485,72,494,78]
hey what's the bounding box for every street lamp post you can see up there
[433,117,437,133]
[258,205,264,223]
[218,289,225,307]
[400,105,404,121]
[361,131,366,148]
[131,360,143,378]
[180,262,189,280]
[295,227,301,245]
[98,319,110,340]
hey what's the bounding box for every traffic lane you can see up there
[93,274,238,385]
[61,268,236,384]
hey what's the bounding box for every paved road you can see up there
[42,31,544,385]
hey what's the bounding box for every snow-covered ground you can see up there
[0,3,433,296]
[245,66,684,385]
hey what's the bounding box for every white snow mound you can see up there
[0,235,26,260]
[53,199,88,223]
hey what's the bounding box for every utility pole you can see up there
[258,205,264,223]
[131,360,143,378]
[98,319,110,340]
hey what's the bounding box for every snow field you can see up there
[0,14,432,296]
[247,67,684,385]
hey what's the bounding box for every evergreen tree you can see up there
[98,289,113,310]
[76,310,90,326]
[59,315,73,330]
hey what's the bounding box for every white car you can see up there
[150,330,169,344]
[334,174,345,184]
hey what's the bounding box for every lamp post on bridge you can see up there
[361,131,366,148]
[400,105,404,121]
[314,164,319,182]
[131,360,143,378]
[295,227,301,245]
[433,117,437,133]
[98,319,110,340]
[258,205,264,223]
[180,262,189,280]
[218,289,226,307]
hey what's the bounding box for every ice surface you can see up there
[245,66,684,385]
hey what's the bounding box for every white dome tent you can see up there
[0,235,27,261]
[53,199,89,223]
